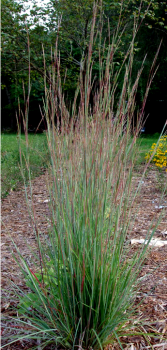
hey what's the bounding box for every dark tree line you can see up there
[1,0,167,133]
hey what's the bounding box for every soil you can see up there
[1,168,167,350]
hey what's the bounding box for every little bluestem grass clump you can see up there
[2,6,161,349]
[6,123,156,350]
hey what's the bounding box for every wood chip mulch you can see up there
[1,169,167,349]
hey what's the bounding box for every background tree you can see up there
[1,0,50,130]
[1,0,167,132]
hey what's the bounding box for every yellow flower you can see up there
[145,136,167,170]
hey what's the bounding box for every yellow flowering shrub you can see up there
[145,135,167,171]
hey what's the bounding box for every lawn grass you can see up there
[136,133,160,166]
[1,132,160,198]
[1,132,49,198]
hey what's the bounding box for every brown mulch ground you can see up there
[1,168,167,349]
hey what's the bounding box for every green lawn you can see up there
[1,132,160,198]
[1,133,49,198]
[136,133,160,165]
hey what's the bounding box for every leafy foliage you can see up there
[1,0,167,130]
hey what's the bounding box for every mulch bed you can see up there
[1,168,167,349]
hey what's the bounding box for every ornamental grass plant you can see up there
[2,6,161,349]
